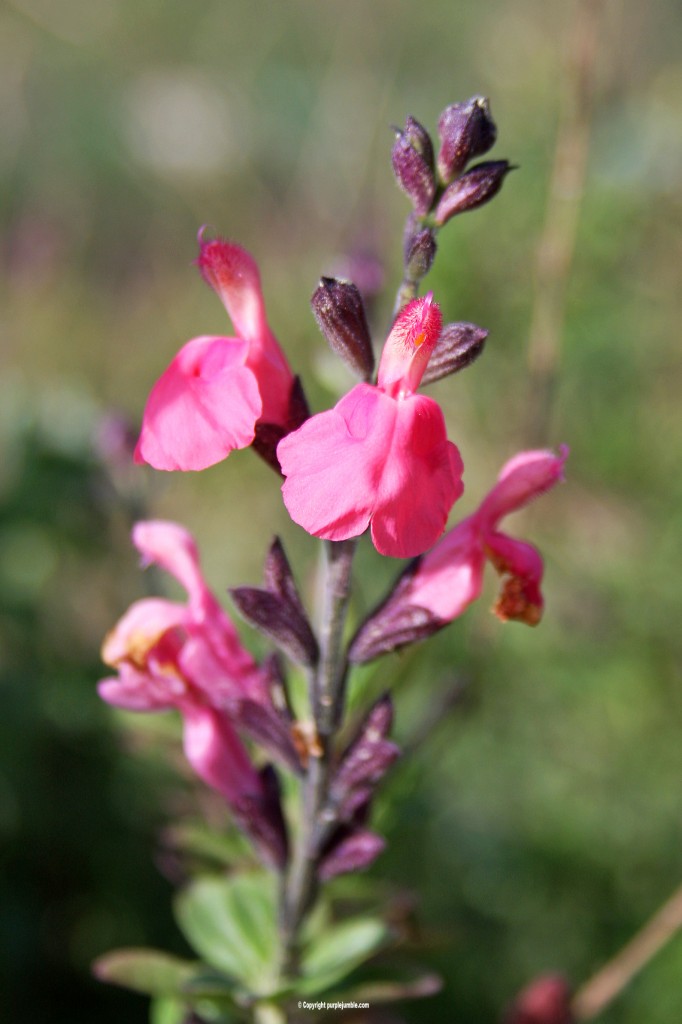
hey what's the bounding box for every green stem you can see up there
[392,275,420,318]
[315,539,357,735]
[279,538,357,977]
[254,1003,288,1024]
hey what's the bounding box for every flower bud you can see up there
[404,114,435,164]
[318,829,385,881]
[236,697,302,774]
[230,537,318,667]
[391,116,437,215]
[437,96,497,183]
[434,161,513,225]
[404,223,437,281]
[503,974,574,1024]
[311,277,374,380]
[420,321,488,386]
[331,694,400,805]
[233,764,289,869]
[349,578,445,664]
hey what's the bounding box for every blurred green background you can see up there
[1,0,682,1020]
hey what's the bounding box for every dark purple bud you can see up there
[236,699,302,774]
[349,605,444,662]
[332,695,399,797]
[402,114,435,166]
[404,226,437,282]
[335,738,400,794]
[435,161,513,225]
[503,975,574,1024]
[253,376,310,473]
[437,96,497,183]
[230,586,318,667]
[311,277,374,380]
[318,829,386,881]
[391,118,437,215]
[349,560,447,663]
[231,540,318,666]
[336,784,374,824]
[233,764,288,869]
[264,537,309,623]
[421,322,488,386]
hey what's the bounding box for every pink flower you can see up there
[134,237,295,471]
[277,295,464,558]
[99,521,268,807]
[349,447,567,661]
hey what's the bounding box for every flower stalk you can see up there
[94,94,569,1024]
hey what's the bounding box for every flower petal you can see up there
[476,446,568,530]
[134,335,262,471]
[485,531,544,624]
[401,519,486,619]
[197,237,294,426]
[197,237,269,344]
[181,704,262,806]
[98,662,185,711]
[278,383,389,541]
[132,521,206,606]
[101,597,187,667]
[377,294,443,396]
[370,394,464,558]
[132,520,264,691]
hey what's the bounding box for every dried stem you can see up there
[279,538,357,976]
[572,881,682,1019]
[524,0,603,446]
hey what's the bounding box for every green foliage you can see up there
[298,916,390,996]
[175,872,279,995]
[93,949,199,996]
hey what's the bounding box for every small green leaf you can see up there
[299,917,390,995]
[150,997,187,1024]
[164,821,250,867]
[181,971,240,1002]
[174,872,278,994]
[93,948,197,996]
[337,970,443,1003]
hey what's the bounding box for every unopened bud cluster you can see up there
[391,96,512,301]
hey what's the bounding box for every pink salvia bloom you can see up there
[394,446,568,624]
[99,520,267,805]
[278,295,464,558]
[135,237,295,471]
[197,237,294,425]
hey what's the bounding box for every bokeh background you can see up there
[2,0,682,1021]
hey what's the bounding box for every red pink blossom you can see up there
[277,295,464,558]
[134,237,294,471]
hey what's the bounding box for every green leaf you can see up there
[180,971,241,1001]
[174,872,278,994]
[164,821,250,868]
[337,970,443,1004]
[299,917,390,995]
[150,997,187,1024]
[92,948,198,996]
